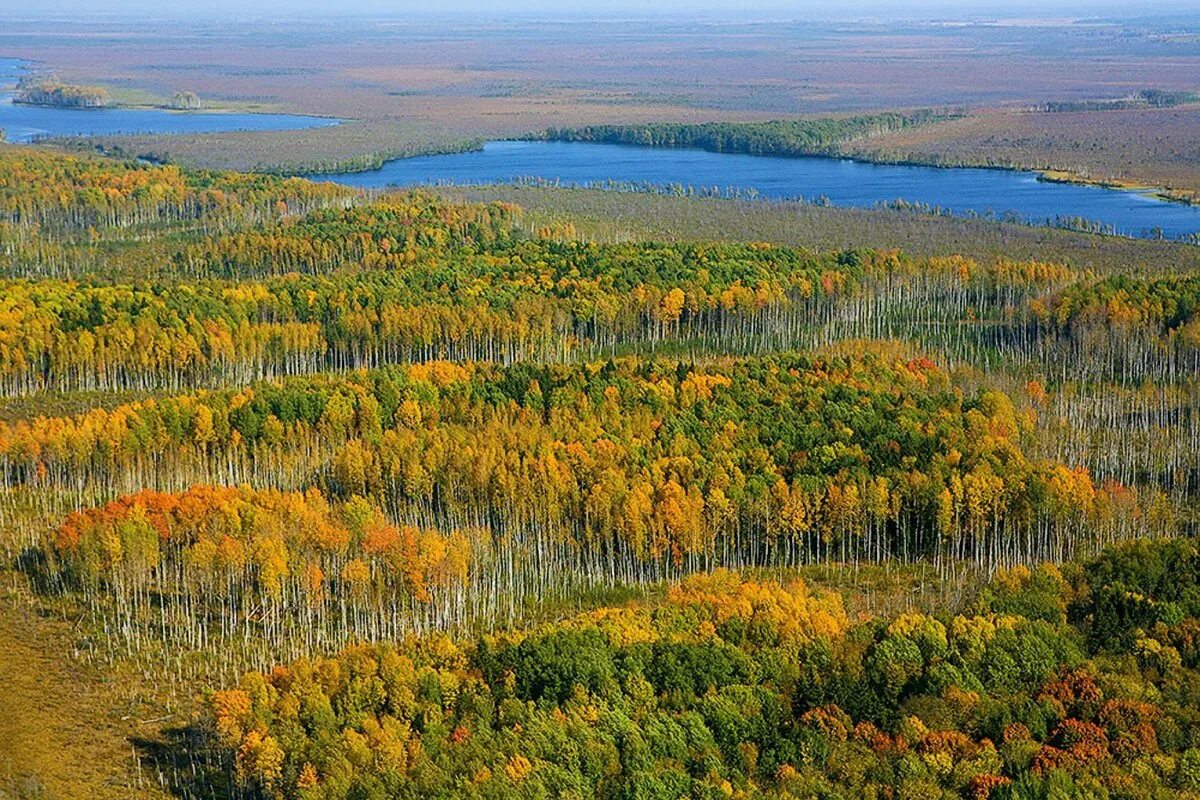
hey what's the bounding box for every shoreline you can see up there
[9,94,342,122]
[522,130,1200,210]
[1034,168,1198,207]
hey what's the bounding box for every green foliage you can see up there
[1073,539,1200,650]
[1041,273,1200,340]
[203,540,1200,800]
[533,111,956,158]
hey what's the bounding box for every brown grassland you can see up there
[0,577,175,799]
[845,105,1200,201]
[2,13,1199,190]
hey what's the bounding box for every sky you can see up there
[9,0,1199,18]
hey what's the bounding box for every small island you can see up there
[169,90,202,110]
[14,75,111,108]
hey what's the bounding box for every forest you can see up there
[529,112,957,159]
[13,74,112,108]
[204,541,1200,799]
[0,142,1198,800]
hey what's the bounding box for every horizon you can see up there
[2,0,1198,21]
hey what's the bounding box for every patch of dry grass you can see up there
[0,581,176,800]
[847,105,1200,197]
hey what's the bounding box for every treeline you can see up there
[270,138,486,177]
[1032,379,1200,503]
[1028,273,1200,384]
[1,183,510,281]
[0,231,1098,395]
[0,147,353,235]
[6,245,1192,397]
[202,539,1200,800]
[1039,89,1200,113]
[1039,273,1200,342]
[173,196,520,277]
[17,353,1173,634]
[45,485,474,656]
[0,239,877,394]
[530,110,955,159]
[14,75,110,108]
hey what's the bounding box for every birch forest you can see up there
[1,145,1199,800]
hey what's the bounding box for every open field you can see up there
[2,12,1200,188]
[8,14,1195,117]
[0,579,175,800]
[844,105,1200,200]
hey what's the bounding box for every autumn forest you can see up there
[1,98,1200,800]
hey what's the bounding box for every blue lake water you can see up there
[0,57,338,144]
[315,140,1200,241]
[5,54,1199,241]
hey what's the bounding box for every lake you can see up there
[314,140,1200,241]
[5,51,1199,242]
[0,57,339,144]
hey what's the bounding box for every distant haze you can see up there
[7,0,1199,19]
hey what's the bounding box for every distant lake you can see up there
[0,57,339,143]
[315,140,1200,241]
